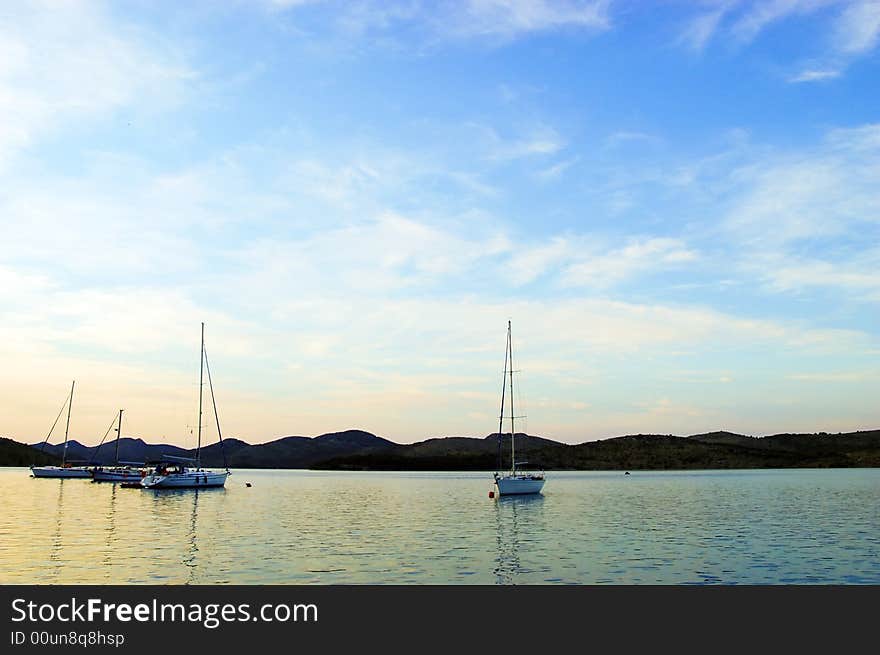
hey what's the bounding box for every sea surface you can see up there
[1,467,877,584]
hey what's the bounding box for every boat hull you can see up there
[31,466,92,479]
[141,470,229,489]
[495,475,545,496]
[91,468,146,483]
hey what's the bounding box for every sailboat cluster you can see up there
[29,321,544,496]
[30,323,230,490]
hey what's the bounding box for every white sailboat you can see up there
[31,381,92,479]
[492,321,545,497]
[91,409,147,483]
[141,323,230,489]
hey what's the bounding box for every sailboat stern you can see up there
[494,474,545,496]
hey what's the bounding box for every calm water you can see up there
[1,468,877,584]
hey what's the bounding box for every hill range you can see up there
[4,428,879,470]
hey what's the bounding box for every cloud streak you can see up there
[834,0,880,53]
[0,0,192,168]
[679,1,880,81]
[788,68,842,82]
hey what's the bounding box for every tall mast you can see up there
[62,380,75,466]
[196,322,204,467]
[508,321,515,475]
[497,323,510,471]
[115,409,123,465]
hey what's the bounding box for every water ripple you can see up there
[0,468,877,584]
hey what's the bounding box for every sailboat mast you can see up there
[497,323,510,471]
[62,380,75,467]
[508,321,515,475]
[115,409,123,465]
[196,322,205,467]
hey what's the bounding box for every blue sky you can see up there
[2,0,879,447]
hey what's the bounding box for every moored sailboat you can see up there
[91,409,147,483]
[31,380,92,479]
[492,321,545,497]
[141,322,230,489]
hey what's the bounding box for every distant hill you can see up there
[313,433,559,470]
[197,430,396,468]
[21,429,397,469]
[0,438,60,467]
[4,428,878,470]
[312,430,880,470]
[31,438,191,465]
[688,431,766,448]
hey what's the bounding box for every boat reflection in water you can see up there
[48,480,66,582]
[184,490,199,584]
[102,484,117,581]
[492,493,545,584]
[147,486,226,584]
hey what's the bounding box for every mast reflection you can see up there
[48,480,66,582]
[492,494,544,584]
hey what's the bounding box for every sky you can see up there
[1,0,879,448]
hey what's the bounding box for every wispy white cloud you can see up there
[267,0,323,8]
[481,124,566,161]
[696,123,880,303]
[826,123,880,150]
[833,0,880,53]
[233,211,510,295]
[453,0,611,39]
[788,67,842,81]
[504,235,700,288]
[724,126,880,246]
[535,156,579,180]
[730,0,838,43]
[560,237,699,289]
[679,1,880,80]
[787,371,878,381]
[757,253,880,300]
[507,236,573,284]
[605,131,659,147]
[787,1,880,79]
[678,3,735,51]
[0,0,193,168]
[265,0,611,46]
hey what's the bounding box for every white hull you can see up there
[495,475,545,496]
[91,467,146,483]
[142,469,229,489]
[31,466,92,479]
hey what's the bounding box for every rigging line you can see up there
[34,391,72,460]
[203,346,229,472]
[86,413,123,466]
[514,366,528,434]
[496,325,510,472]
